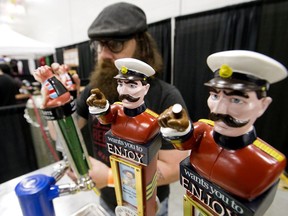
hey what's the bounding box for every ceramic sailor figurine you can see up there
[87,58,159,144]
[87,58,161,216]
[158,50,287,215]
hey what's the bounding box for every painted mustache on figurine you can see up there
[119,94,140,102]
[209,112,249,128]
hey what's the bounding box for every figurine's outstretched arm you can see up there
[87,88,109,115]
[158,104,192,137]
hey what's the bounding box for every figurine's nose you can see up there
[212,98,228,114]
[117,83,128,95]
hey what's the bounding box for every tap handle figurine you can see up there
[87,58,162,216]
[51,62,80,99]
[158,50,288,216]
[33,65,71,108]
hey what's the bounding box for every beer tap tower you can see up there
[15,66,99,216]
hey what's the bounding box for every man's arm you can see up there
[78,116,88,129]
[157,149,189,186]
[85,148,189,189]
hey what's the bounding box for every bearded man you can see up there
[76,2,188,216]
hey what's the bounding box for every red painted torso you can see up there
[98,103,159,144]
[178,121,286,200]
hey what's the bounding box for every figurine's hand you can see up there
[158,104,189,132]
[86,88,107,108]
[33,65,53,83]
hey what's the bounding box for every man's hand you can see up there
[66,156,110,190]
[158,104,190,132]
[66,167,77,182]
[88,157,110,189]
[86,88,107,108]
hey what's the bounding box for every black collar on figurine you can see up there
[213,128,257,150]
[124,103,147,117]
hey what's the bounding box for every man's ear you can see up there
[257,96,272,117]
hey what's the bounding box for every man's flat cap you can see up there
[88,2,147,40]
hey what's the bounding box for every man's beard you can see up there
[89,48,143,103]
[89,59,119,103]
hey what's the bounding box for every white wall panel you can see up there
[7,0,256,47]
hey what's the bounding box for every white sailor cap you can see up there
[114,58,155,81]
[205,50,287,91]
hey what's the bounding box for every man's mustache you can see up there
[119,94,140,102]
[209,112,249,128]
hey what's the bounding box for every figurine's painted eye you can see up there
[129,83,137,89]
[117,81,123,87]
[230,98,243,104]
[210,93,219,100]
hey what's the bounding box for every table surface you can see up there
[0,161,287,216]
[0,162,104,216]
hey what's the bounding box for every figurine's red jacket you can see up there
[98,103,159,144]
[171,119,286,200]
